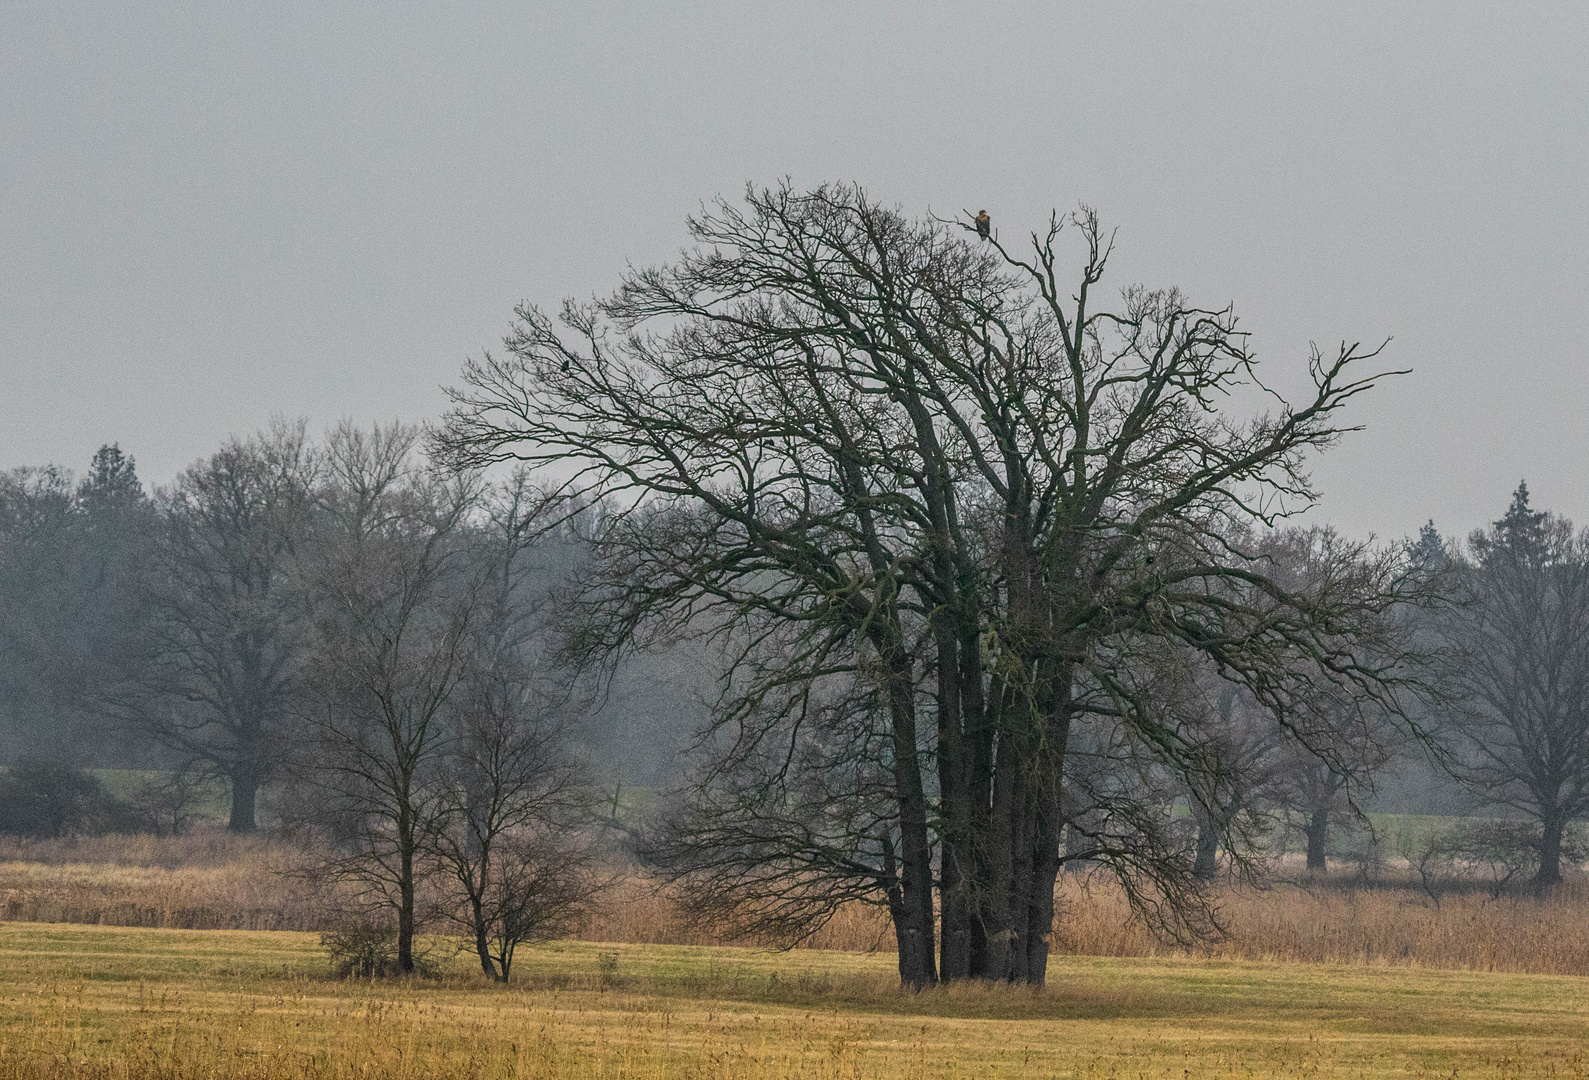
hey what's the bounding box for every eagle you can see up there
[975,210,991,241]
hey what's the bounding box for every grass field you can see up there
[1,922,1587,1079]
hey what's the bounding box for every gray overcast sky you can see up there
[3,2,1586,541]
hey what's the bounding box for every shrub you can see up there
[0,757,141,838]
[320,922,400,978]
[319,921,437,978]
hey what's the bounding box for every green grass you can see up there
[0,923,1586,1078]
[84,769,165,801]
[86,769,231,822]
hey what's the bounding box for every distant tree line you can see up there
[3,183,1589,987]
[0,423,600,976]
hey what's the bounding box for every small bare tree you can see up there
[428,475,597,981]
[1452,821,1547,899]
[297,423,481,974]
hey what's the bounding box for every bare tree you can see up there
[1282,756,1350,873]
[438,183,1421,986]
[297,423,482,973]
[432,715,597,981]
[428,474,597,981]
[1196,526,1410,877]
[1185,681,1286,881]
[125,422,316,831]
[1443,483,1589,889]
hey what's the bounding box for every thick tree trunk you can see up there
[1305,808,1329,873]
[963,686,996,981]
[1534,817,1564,890]
[893,815,938,988]
[921,510,1074,988]
[882,839,914,983]
[980,726,1020,981]
[882,658,937,989]
[933,620,975,983]
[1019,677,1071,987]
[851,498,938,989]
[1023,775,1064,985]
[971,759,1065,985]
[1006,780,1036,984]
[938,851,972,982]
[227,768,259,833]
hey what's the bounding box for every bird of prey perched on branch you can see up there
[975,210,991,241]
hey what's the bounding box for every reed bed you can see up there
[570,873,1589,975]
[568,872,897,952]
[0,832,326,931]
[1049,874,1589,975]
[3,830,1588,975]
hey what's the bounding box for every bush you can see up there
[320,922,400,978]
[0,758,141,838]
[319,922,437,978]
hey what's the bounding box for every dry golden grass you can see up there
[7,831,1589,975]
[2,923,1588,1079]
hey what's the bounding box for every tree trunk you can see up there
[980,725,1020,981]
[472,897,497,979]
[227,768,259,833]
[875,620,937,989]
[1195,794,1241,881]
[938,849,972,981]
[933,620,974,982]
[397,839,416,974]
[1018,675,1070,987]
[1534,817,1564,890]
[1305,808,1329,873]
[1022,774,1064,985]
[1005,782,1036,984]
[882,830,934,988]
[891,771,938,989]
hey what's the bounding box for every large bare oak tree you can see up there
[439,183,1420,986]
